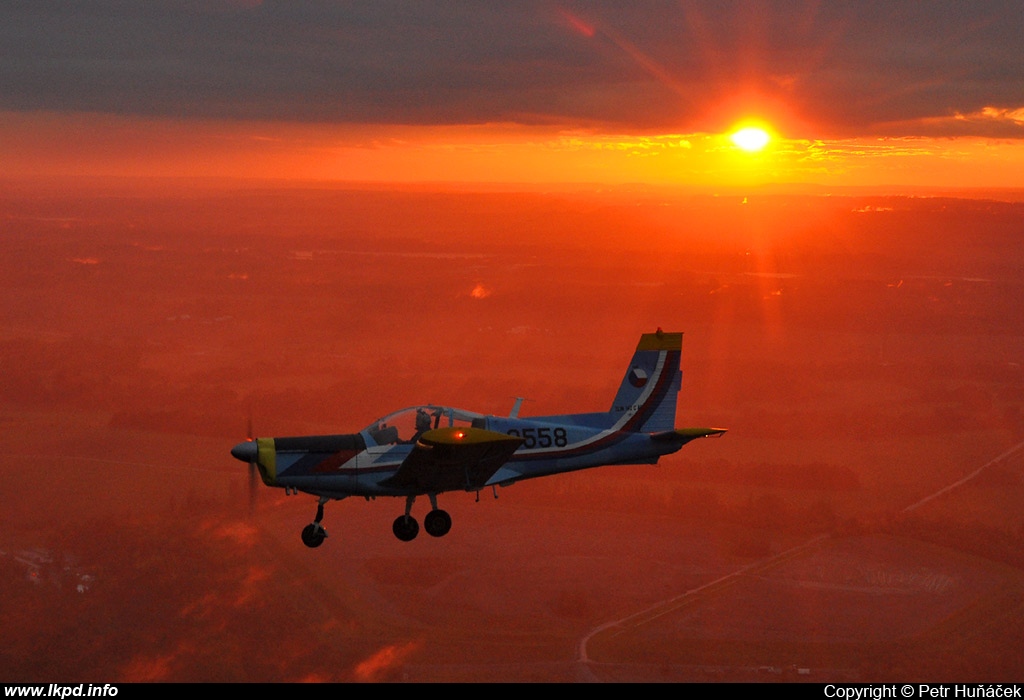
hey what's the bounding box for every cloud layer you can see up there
[2,1,1022,137]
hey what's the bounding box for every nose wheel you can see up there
[301,498,329,548]
[301,523,326,548]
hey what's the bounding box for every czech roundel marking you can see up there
[629,367,648,388]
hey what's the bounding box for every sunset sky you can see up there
[3,1,1023,189]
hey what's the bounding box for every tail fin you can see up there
[610,330,683,433]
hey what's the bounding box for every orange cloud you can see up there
[211,520,260,548]
[120,653,175,682]
[978,106,1024,124]
[351,640,422,682]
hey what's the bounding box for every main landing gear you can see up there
[391,493,451,542]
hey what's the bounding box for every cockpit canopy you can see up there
[363,404,487,446]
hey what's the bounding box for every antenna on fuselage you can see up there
[509,396,531,418]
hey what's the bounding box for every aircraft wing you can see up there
[380,427,524,492]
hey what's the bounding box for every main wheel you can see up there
[423,509,452,537]
[301,523,326,548]
[392,515,419,542]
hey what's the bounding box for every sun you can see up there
[730,126,771,152]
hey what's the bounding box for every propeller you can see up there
[229,414,259,517]
[247,415,257,517]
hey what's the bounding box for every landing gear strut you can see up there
[393,494,420,541]
[301,497,329,548]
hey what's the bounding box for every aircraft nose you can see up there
[231,440,258,462]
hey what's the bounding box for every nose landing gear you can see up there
[300,498,329,548]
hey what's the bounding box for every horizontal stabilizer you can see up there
[651,427,728,443]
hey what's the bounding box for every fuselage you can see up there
[251,405,689,499]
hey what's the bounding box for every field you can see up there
[1,180,1023,681]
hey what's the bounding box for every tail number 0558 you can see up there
[507,427,568,448]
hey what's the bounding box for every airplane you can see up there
[230,329,725,548]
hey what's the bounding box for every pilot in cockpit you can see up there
[415,408,432,435]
